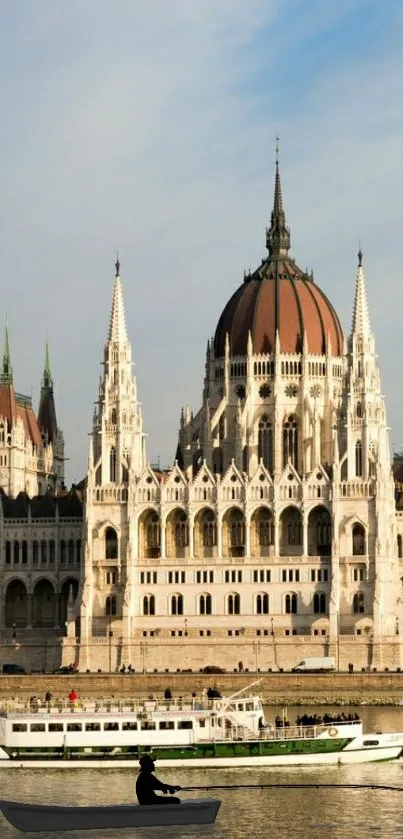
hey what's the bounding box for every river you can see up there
[1,706,403,838]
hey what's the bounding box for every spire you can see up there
[266,138,291,257]
[41,340,53,394]
[108,256,129,344]
[351,248,371,340]
[0,322,13,384]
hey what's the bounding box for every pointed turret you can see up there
[0,323,13,384]
[266,139,291,257]
[108,256,129,345]
[351,249,371,340]
[37,341,58,443]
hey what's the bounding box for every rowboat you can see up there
[0,798,221,833]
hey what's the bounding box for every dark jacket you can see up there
[136,771,169,805]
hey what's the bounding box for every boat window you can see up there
[67,723,82,732]
[237,703,244,711]
[199,719,206,728]
[85,723,101,731]
[141,722,156,730]
[178,720,193,729]
[363,739,379,746]
[122,722,138,731]
[104,722,119,731]
[49,723,64,732]
[159,721,175,730]
[245,702,254,711]
[12,723,27,732]
[30,724,46,732]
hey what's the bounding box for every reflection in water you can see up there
[0,707,403,838]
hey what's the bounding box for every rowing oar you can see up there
[181,783,403,792]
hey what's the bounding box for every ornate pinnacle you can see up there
[266,140,291,258]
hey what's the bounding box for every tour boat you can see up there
[0,798,221,833]
[0,681,402,768]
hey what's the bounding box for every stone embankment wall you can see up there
[1,672,403,706]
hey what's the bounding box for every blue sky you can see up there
[1,0,403,481]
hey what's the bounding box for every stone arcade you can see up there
[2,155,403,673]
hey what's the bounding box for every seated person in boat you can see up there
[136,755,181,806]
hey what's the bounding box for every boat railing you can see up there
[0,696,251,716]
[203,720,360,743]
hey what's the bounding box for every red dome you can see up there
[214,259,344,357]
[213,155,344,358]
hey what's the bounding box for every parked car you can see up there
[202,665,226,674]
[2,663,26,674]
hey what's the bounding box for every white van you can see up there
[292,656,336,672]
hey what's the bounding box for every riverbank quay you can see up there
[0,673,403,706]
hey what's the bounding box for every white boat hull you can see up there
[0,798,221,833]
[0,745,400,769]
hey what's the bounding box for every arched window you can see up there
[227,593,241,615]
[353,592,365,614]
[283,416,298,470]
[105,527,118,559]
[143,595,155,616]
[356,402,362,418]
[13,541,20,564]
[5,541,11,564]
[352,523,365,556]
[256,593,269,615]
[259,516,274,546]
[175,514,188,548]
[111,408,117,425]
[202,511,216,547]
[76,539,82,564]
[110,447,117,483]
[32,540,39,564]
[68,539,75,564]
[355,441,363,477]
[147,515,160,549]
[41,540,47,563]
[230,514,245,548]
[49,540,55,563]
[199,594,212,615]
[258,415,273,472]
[60,539,66,564]
[285,593,297,614]
[106,595,117,616]
[313,593,327,614]
[171,594,184,616]
[398,534,403,559]
[21,540,28,564]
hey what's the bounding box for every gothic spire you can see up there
[41,340,53,394]
[108,256,129,345]
[0,322,13,384]
[266,138,291,257]
[351,248,371,340]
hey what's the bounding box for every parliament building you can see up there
[2,154,403,674]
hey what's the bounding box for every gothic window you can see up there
[235,385,246,399]
[199,593,212,615]
[111,409,117,425]
[40,540,47,563]
[352,523,365,556]
[5,541,11,564]
[398,535,403,559]
[259,517,274,546]
[230,518,245,548]
[353,592,365,614]
[356,402,362,418]
[106,595,117,616]
[13,541,19,564]
[32,540,39,564]
[355,441,363,477]
[113,368,117,385]
[227,593,241,615]
[49,540,55,564]
[76,539,82,564]
[147,516,160,549]
[256,593,269,615]
[175,514,188,548]
[171,594,184,616]
[285,593,297,614]
[22,540,28,564]
[60,540,66,564]
[283,416,298,470]
[105,527,118,559]
[110,447,117,483]
[68,539,74,564]
[259,384,271,399]
[202,511,216,547]
[143,594,155,616]
[258,415,273,472]
[313,593,327,614]
[316,512,331,553]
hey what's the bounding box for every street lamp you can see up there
[140,641,148,674]
[108,627,113,673]
[252,641,261,673]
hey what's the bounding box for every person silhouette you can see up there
[136,755,181,805]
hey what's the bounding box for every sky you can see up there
[1,0,403,482]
